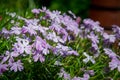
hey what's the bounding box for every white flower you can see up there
[118,42,120,46]
[54,61,62,66]
[68,10,76,18]
[46,32,58,42]
[13,37,31,54]
[83,52,95,64]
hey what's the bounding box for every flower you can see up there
[47,10,61,23]
[68,10,76,19]
[9,60,23,72]
[0,7,120,79]
[72,77,82,80]
[54,61,62,66]
[91,43,99,51]
[68,51,79,56]
[2,28,10,34]
[31,9,40,14]
[22,25,37,36]
[72,73,90,80]
[83,52,95,64]
[87,70,94,76]
[1,51,19,64]
[112,25,120,39]
[61,15,79,35]
[103,33,116,43]
[58,68,71,80]
[59,28,68,42]
[109,57,120,72]
[82,73,90,80]
[21,19,39,35]
[33,53,45,62]
[83,19,104,33]
[10,26,21,35]
[0,63,8,75]
[104,48,117,58]
[46,32,59,43]
[87,32,99,43]
[76,17,81,24]
[6,12,16,17]
[33,36,50,54]
[13,37,31,54]
[49,23,62,33]
[54,43,78,56]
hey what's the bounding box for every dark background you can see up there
[0,0,90,19]
[1,0,119,29]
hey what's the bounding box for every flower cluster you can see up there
[0,7,79,75]
[58,68,94,80]
[0,7,120,79]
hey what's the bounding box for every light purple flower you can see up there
[59,28,68,42]
[34,36,44,51]
[104,48,117,58]
[33,36,50,54]
[87,70,94,76]
[21,19,39,35]
[40,7,47,12]
[0,63,8,74]
[72,73,90,80]
[33,53,45,62]
[54,43,78,56]
[87,32,99,43]
[22,25,37,35]
[10,26,21,35]
[112,25,120,39]
[1,51,11,64]
[2,28,10,34]
[76,17,81,24]
[11,51,20,57]
[1,51,19,64]
[72,76,82,80]
[31,9,40,14]
[109,57,120,72]
[49,23,62,33]
[61,15,79,35]
[82,73,90,80]
[46,32,59,42]
[1,28,10,38]
[58,68,71,80]
[9,60,23,72]
[91,43,98,51]
[68,51,79,56]
[13,37,31,54]
[87,33,99,55]
[103,33,116,43]
[47,10,61,23]
[38,26,48,36]
[83,19,104,33]
[25,19,39,25]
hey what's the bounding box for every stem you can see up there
[113,71,119,80]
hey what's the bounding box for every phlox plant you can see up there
[0,7,120,80]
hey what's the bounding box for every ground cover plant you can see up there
[0,7,120,80]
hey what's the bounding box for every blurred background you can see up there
[0,0,120,29]
[0,0,90,19]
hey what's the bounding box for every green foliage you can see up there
[0,0,90,19]
[49,0,90,19]
[0,0,36,16]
